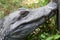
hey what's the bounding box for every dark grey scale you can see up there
[0,1,57,40]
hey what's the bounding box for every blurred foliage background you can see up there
[0,0,60,40]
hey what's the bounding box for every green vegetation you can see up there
[0,0,59,40]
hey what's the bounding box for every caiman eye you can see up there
[20,11,29,17]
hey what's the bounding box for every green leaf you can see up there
[54,34,60,39]
[46,36,53,40]
[41,34,46,38]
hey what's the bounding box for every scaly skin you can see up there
[0,2,57,40]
